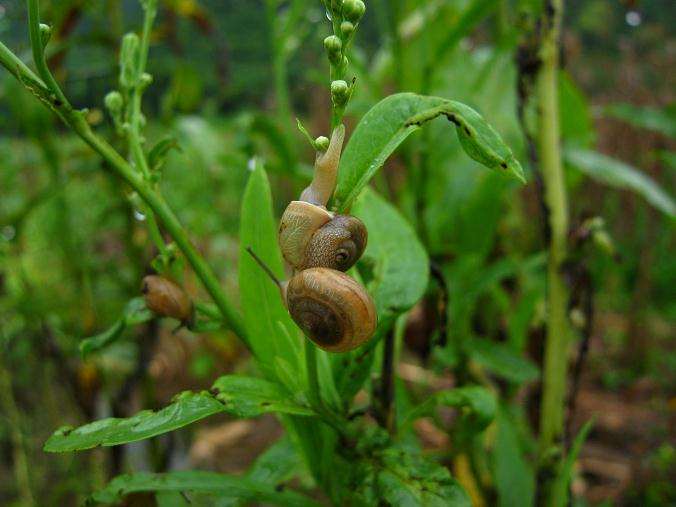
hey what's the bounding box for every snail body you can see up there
[279,201,367,272]
[249,123,377,353]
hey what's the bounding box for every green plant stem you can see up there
[265,0,293,127]
[304,339,321,409]
[27,0,67,106]
[126,0,169,258]
[537,0,569,475]
[0,33,249,349]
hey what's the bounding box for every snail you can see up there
[279,125,368,272]
[246,248,377,353]
[141,275,194,325]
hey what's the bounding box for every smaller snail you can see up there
[279,125,368,272]
[141,275,194,325]
[246,248,376,353]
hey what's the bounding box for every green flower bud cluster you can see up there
[119,33,141,90]
[322,0,366,128]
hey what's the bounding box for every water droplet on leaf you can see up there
[625,11,641,27]
[134,210,146,222]
[2,225,15,241]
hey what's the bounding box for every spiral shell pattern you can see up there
[286,268,377,353]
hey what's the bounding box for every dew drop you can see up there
[2,225,15,241]
[134,210,147,222]
[325,9,333,21]
[247,158,256,171]
[625,11,641,27]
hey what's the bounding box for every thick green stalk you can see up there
[537,0,569,459]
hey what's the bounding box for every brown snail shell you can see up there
[279,201,332,269]
[279,202,367,272]
[141,275,193,323]
[284,268,377,353]
[301,214,367,271]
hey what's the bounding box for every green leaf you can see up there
[604,103,676,138]
[433,0,499,61]
[559,72,595,148]
[239,162,301,379]
[246,437,303,486]
[148,136,181,173]
[494,406,535,507]
[44,376,312,452]
[401,385,496,432]
[90,471,319,506]
[467,339,540,384]
[78,298,153,356]
[352,188,429,316]
[210,375,314,418]
[550,419,594,507]
[352,445,471,506]
[332,314,395,401]
[78,319,125,357]
[565,148,676,217]
[334,93,525,211]
[123,296,154,325]
[44,391,224,452]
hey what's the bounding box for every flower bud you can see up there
[331,80,350,106]
[104,91,123,114]
[341,21,355,37]
[342,0,366,22]
[315,136,330,151]
[39,23,52,48]
[120,33,140,89]
[142,275,193,323]
[324,35,343,64]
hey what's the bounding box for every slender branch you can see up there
[27,0,68,105]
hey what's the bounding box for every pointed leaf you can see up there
[78,298,153,356]
[494,406,535,507]
[210,375,314,418]
[468,339,540,384]
[334,93,524,211]
[148,136,181,173]
[565,148,676,217]
[44,376,313,452]
[44,391,224,452]
[401,385,496,432]
[550,419,594,507]
[352,188,429,316]
[604,103,676,138]
[90,471,319,506]
[239,162,301,379]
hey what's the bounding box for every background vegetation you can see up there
[0,0,674,505]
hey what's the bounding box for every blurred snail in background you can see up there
[249,124,377,352]
[141,275,194,325]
